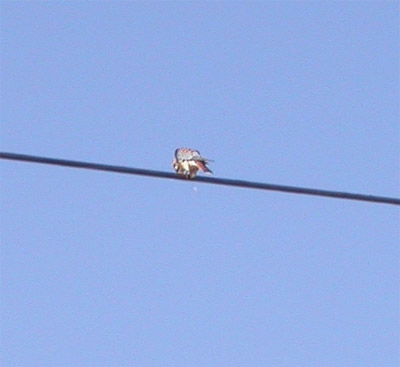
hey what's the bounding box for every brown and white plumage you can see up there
[172,148,213,179]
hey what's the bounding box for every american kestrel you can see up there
[172,148,213,179]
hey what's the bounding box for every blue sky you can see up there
[1,1,399,366]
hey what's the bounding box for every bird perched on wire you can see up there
[172,148,213,179]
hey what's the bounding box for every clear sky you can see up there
[1,1,399,366]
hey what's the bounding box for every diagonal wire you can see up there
[1,151,399,206]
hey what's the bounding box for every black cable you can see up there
[1,151,399,206]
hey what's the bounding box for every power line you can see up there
[1,151,399,206]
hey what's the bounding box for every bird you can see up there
[172,148,213,179]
